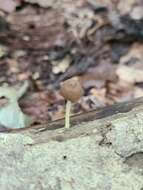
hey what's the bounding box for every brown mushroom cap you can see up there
[60,77,84,102]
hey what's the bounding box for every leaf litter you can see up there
[0,0,143,128]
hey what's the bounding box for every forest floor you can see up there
[0,0,143,126]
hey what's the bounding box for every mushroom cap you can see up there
[60,77,84,102]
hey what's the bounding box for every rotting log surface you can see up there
[1,97,143,190]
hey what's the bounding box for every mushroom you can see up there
[60,77,84,129]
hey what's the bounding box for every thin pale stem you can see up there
[65,100,72,129]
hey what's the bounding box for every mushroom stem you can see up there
[65,100,72,129]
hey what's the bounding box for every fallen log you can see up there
[1,97,143,190]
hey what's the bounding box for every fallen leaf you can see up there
[117,0,136,15]
[0,0,19,13]
[52,55,71,74]
[0,101,32,129]
[134,87,143,98]
[120,43,143,66]
[130,6,143,20]
[90,88,106,105]
[116,65,143,84]
[0,81,33,129]
[0,45,8,58]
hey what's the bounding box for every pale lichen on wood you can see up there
[0,97,143,189]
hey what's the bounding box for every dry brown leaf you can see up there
[52,55,71,74]
[120,43,143,66]
[134,87,143,98]
[117,43,143,84]
[90,88,106,105]
[49,105,64,121]
[117,0,136,15]
[116,65,143,84]
[130,6,143,20]
[0,0,19,13]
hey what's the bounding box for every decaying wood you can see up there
[9,96,143,142]
[1,97,143,190]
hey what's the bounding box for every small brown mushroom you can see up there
[60,77,84,129]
